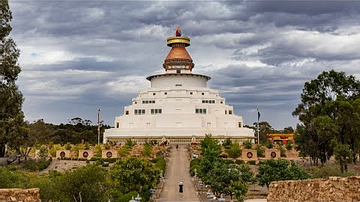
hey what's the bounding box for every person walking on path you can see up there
[179,181,184,193]
[179,181,184,198]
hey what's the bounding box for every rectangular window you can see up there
[151,109,162,114]
[176,69,181,74]
[116,122,119,128]
[225,110,227,114]
[202,100,215,104]
[142,100,155,104]
[238,122,242,128]
[134,109,146,115]
[195,109,207,114]
[125,111,129,115]
[229,110,233,114]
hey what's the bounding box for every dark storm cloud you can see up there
[8,1,360,128]
[245,1,360,15]
[26,57,152,76]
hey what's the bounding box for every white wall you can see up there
[150,74,208,88]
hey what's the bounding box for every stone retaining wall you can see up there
[268,176,360,201]
[0,188,40,202]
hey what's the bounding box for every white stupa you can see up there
[104,28,254,144]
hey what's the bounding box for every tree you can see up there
[334,143,353,173]
[54,164,109,201]
[0,0,24,157]
[203,161,253,200]
[253,122,273,144]
[222,138,232,149]
[225,143,242,158]
[200,134,221,155]
[293,70,360,165]
[199,134,221,174]
[282,126,294,134]
[256,144,265,157]
[322,100,360,163]
[231,180,248,202]
[109,158,159,201]
[256,159,309,188]
[242,141,252,149]
[284,142,292,151]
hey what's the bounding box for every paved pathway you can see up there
[157,145,199,202]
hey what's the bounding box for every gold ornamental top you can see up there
[167,36,190,47]
[167,27,190,47]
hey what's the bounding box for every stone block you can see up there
[0,188,40,202]
[56,150,71,159]
[241,149,258,161]
[79,150,93,159]
[265,149,280,159]
[267,176,360,202]
[102,150,117,158]
[285,149,299,158]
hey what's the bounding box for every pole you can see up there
[97,109,100,145]
[257,109,260,144]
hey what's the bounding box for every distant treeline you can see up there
[25,117,111,145]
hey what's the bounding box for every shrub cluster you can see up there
[23,158,52,171]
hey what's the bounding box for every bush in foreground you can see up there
[256,159,309,188]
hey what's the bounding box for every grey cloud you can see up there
[245,1,360,15]
[8,1,360,129]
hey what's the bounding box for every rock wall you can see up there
[268,176,360,202]
[0,188,40,202]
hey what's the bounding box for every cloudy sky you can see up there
[8,0,360,129]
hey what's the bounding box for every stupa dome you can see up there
[165,46,192,61]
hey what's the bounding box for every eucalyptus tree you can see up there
[293,70,360,165]
[0,0,26,157]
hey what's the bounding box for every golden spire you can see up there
[167,27,190,47]
[163,27,194,71]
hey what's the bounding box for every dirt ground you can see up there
[40,159,88,173]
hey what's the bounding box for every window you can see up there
[202,93,205,95]
[164,92,167,95]
[190,92,193,95]
[195,109,207,114]
[238,122,242,128]
[134,101,137,104]
[175,83,182,86]
[151,109,162,114]
[176,69,181,74]
[202,100,215,104]
[229,110,233,114]
[153,93,156,95]
[134,109,145,115]
[225,110,227,114]
[116,122,119,128]
[142,100,155,104]
[220,101,223,104]
[125,111,129,115]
